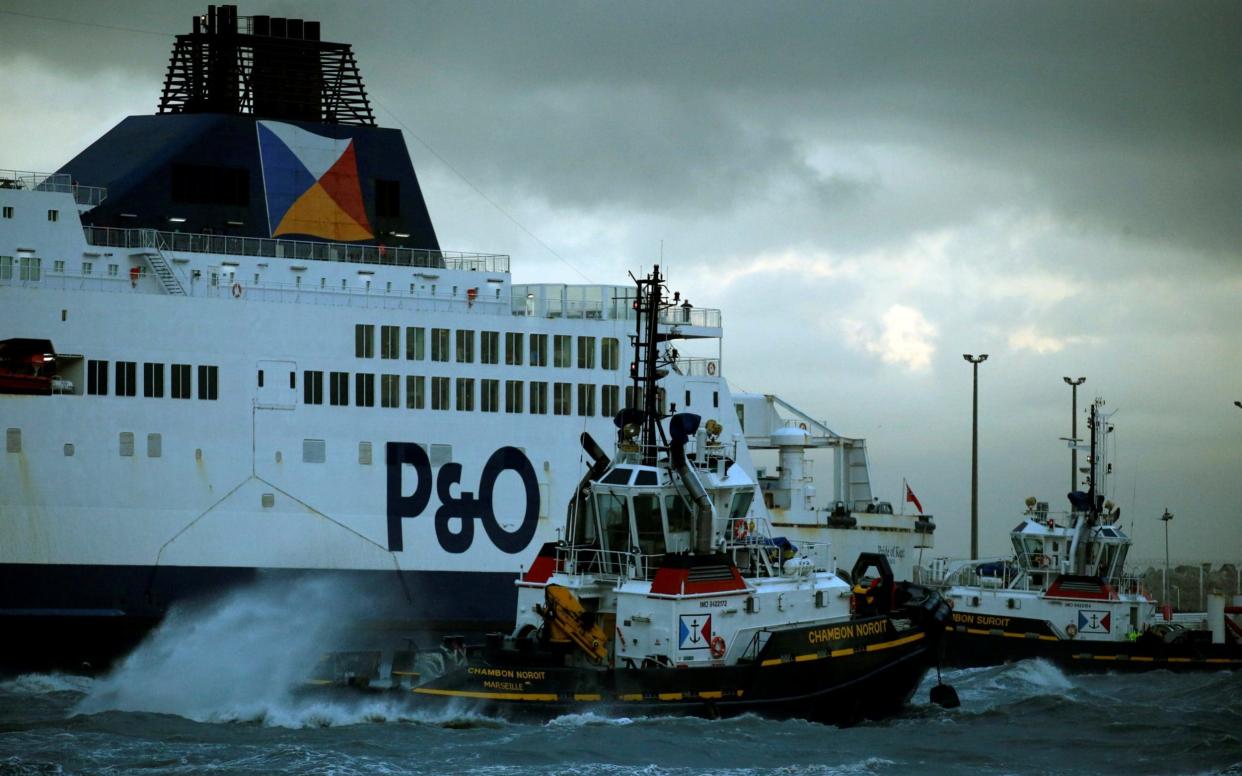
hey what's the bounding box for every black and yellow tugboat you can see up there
[410,267,956,724]
[931,398,1242,672]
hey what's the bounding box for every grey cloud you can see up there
[4,0,1238,258]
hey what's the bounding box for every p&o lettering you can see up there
[386,443,540,554]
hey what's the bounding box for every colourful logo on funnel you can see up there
[257,120,373,242]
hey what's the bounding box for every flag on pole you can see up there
[905,482,924,514]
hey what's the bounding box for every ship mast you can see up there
[628,265,675,465]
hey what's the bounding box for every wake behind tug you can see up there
[404,267,957,723]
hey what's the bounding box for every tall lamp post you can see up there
[964,353,988,559]
[1063,377,1086,490]
[1161,508,1174,607]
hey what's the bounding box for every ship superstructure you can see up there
[2,5,929,671]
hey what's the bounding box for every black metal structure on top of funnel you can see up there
[158,4,375,125]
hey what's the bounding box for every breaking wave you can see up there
[75,575,372,726]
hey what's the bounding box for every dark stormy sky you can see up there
[1,1,1239,564]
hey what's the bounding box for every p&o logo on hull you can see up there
[385,443,540,554]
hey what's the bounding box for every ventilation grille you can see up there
[303,438,326,463]
[429,444,452,467]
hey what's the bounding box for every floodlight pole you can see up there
[964,353,988,560]
[1161,508,1174,607]
[1063,377,1086,490]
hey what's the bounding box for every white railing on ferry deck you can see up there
[3,270,511,314]
[512,286,721,327]
[673,357,720,377]
[82,226,509,273]
[0,170,107,207]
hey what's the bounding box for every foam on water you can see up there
[546,712,637,727]
[0,672,93,695]
[934,658,1078,711]
[5,659,1242,774]
[75,575,376,726]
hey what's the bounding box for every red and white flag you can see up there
[905,482,924,514]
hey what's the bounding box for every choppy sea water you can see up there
[2,580,1240,775]
[3,664,1240,775]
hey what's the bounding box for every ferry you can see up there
[923,398,1242,671]
[0,5,932,672]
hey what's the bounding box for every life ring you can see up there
[798,422,808,431]
[710,635,726,659]
[706,361,716,376]
[732,518,749,541]
[1065,624,1078,638]
[231,282,243,298]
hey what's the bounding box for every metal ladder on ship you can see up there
[135,229,187,295]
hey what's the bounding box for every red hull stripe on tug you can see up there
[650,566,747,595]
[1044,575,1116,600]
[521,553,558,583]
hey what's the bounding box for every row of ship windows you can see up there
[356,325,623,370]
[0,207,56,220]
[84,360,219,400]
[3,428,457,472]
[1,257,118,280]
[5,428,164,458]
[67,360,720,416]
[303,371,641,417]
[0,256,44,281]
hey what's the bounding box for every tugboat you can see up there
[930,397,1242,671]
[409,267,957,723]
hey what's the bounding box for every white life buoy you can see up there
[231,282,243,299]
[706,361,717,376]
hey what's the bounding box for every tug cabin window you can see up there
[633,494,663,555]
[664,494,693,553]
[593,484,699,565]
[594,492,630,574]
[728,490,754,520]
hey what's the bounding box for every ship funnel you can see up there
[669,413,714,554]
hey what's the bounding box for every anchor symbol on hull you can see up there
[678,613,713,649]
